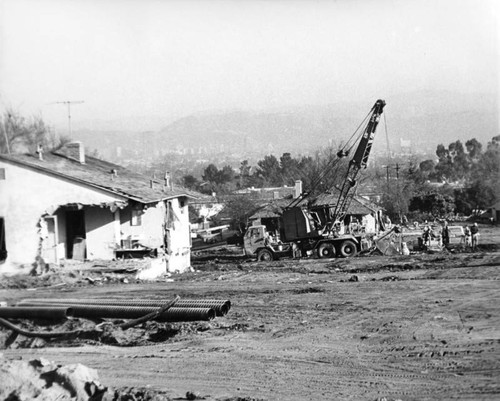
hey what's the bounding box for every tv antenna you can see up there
[49,100,84,136]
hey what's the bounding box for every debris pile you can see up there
[0,355,108,400]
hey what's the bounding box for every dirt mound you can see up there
[0,354,107,400]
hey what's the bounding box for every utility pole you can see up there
[51,100,84,137]
[395,163,400,180]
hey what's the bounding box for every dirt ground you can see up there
[1,225,499,401]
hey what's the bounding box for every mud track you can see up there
[1,249,499,400]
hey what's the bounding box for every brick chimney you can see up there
[65,141,85,164]
[294,180,303,199]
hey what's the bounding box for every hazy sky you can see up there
[0,0,498,128]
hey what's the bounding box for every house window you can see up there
[131,210,142,226]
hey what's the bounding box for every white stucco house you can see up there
[0,142,196,274]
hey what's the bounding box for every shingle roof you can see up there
[312,192,379,215]
[0,151,198,204]
[249,199,291,219]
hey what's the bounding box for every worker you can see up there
[383,214,392,229]
[441,221,450,247]
[401,214,409,227]
[470,223,479,250]
[464,226,472,248]
[422,225,431,246]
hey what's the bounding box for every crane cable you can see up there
[287,107,374,208]
[311,109,372,195]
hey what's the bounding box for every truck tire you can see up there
[339,240,358,258]
[257,248,273,262]
[317,243,336,259]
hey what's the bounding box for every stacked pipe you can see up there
[15,298,231,322]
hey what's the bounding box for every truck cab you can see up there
[243,225,291,261]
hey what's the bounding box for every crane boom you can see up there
[328,99,386,227]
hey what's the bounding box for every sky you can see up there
[0,0,498,129]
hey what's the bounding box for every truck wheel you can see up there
[318,243,335,259]
[257,249,273,261]
[339,240,357,258]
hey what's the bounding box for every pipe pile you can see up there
[67,305,215,322]
[18,298,231,317]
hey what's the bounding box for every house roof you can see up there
[249,190,382,220]
[249,199,291,219]
[234,185,296,200]
[0,150,198,204]
[312,193,375,215]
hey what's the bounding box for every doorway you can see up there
[66,210,86,259]
[0,217,6,262]
[42,216,59,264]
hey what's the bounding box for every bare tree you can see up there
[0,108,62,154]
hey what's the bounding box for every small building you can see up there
[249,188,383,235]
[0,142,196,273]
[486,201,500,224]
[312,192,383,233]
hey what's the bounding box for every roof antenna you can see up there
[48,100,84,137]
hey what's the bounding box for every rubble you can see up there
[0,354,175,400]
[0,355,108,400]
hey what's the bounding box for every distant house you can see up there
[0,142,196,273]
[312,192,383,233]
[249,186,384,235]
[233,184,297,200]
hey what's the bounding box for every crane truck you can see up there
[243,99,386,261]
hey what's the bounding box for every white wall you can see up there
[0,160,122,266]
[85,207,116,260]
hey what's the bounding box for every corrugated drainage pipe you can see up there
[67,305,215,322]
[18,298,231,316]
[0,306,72,320]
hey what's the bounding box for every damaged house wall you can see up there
[0,160,123,267]
[0,149,197,274]
[165,197,191,272]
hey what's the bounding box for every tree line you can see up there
[182,148,351,197]
[380,136,499,221]
[185,135,499,222]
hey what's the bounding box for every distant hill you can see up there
[72,90,498,163]
[154,90,498,153]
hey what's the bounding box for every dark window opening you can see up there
[0,218,6,262]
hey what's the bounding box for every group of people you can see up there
[422,221,479,250]
[440,221,479,250]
